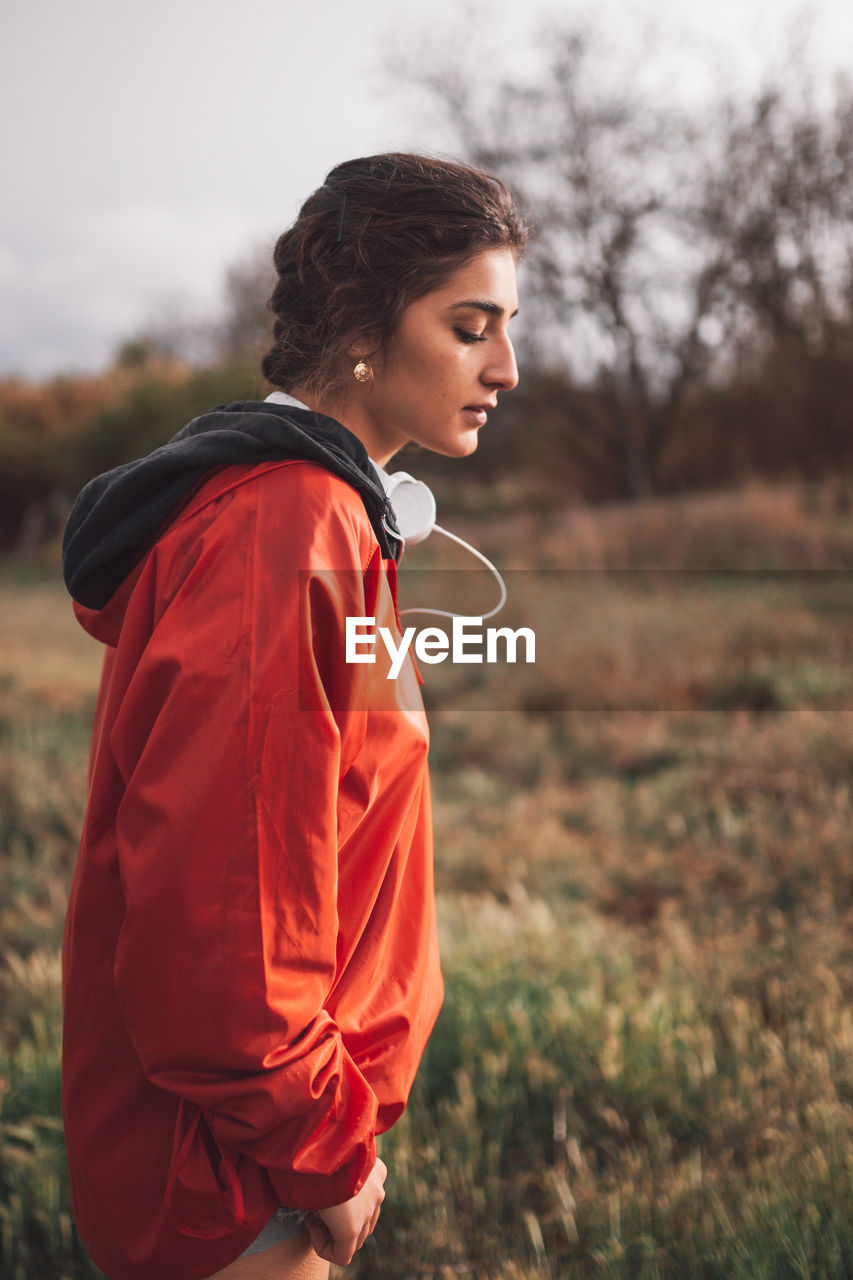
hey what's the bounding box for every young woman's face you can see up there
[342,247,519,465]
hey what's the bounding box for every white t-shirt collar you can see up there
[264,390,311,411]
[264,389,385,479]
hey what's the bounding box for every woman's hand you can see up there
[304,1158,387,1266]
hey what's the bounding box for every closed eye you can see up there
[454,327,487,344]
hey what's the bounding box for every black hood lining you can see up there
[62,402,401,611]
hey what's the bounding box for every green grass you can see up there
[1,481,852,1278]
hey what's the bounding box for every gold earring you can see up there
[353,359,372,383]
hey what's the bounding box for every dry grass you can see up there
[444,478,853,571]
[0,569,102,710]
[2,479,853,1279]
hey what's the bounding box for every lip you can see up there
[462,402,496,427]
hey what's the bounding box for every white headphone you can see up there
[262,396,507,621]
[371,464,507,621]
[373,467,436,545]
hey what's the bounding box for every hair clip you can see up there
[336,191,348,245]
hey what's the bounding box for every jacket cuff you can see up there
[268,1134,378,1211]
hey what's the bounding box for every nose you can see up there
[484,334,519,392]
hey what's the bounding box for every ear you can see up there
[345,330,381,361]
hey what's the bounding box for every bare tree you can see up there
[397,18,853,497]
[690,78,853,360]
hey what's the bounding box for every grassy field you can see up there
[1,478,852,1279]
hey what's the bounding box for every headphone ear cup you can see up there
[382,472,437,545]
[370,463,507,620]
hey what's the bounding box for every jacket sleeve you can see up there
[107,466,381,1215]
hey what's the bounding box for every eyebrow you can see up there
[450,299,519,319]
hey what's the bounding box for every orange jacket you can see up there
[62,459,443,1280]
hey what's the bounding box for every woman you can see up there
[61,152,525,1280]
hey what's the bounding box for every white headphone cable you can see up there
[396,523,507,622]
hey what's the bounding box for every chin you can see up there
[437,430,480,459]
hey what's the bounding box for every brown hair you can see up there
[261,152,528,400]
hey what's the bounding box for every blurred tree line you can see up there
[404,21,853,503]
[2,20,852,550]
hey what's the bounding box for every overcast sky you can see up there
[2,0,850,379]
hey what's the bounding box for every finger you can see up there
[316,1225,358,1268]
[375,1158,388,1183]
[314,1236,342,1266]
[355,1202,382,1253]
[357,1210,377,1252]
[303,1215,332,1259]
[329,1237,357,1267]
